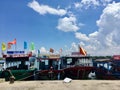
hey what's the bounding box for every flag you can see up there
[59,48,62,53]
[24,41,27,49]
[79,46,87,56]
[8,39,16,45]
[30,42,35,50]
[1,42,6,51]
[38,49,40,57]
[38,49,40,54]
[50,48,54,53]
[7,43,11,49]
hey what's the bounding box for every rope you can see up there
[16,70,54,81]
[3,69,38,81]
[16,70,40,81]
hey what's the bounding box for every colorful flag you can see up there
[24,41,27,49]
[79,46,87,56]
[59,48,62,53]
[50,48,54,53]
[8,39,16,45]
[7,43,11,49]
[30,42,35,50]
[1,42,6,51]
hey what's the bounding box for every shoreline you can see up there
[0,80,120,90]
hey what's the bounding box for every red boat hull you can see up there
[63,66,94,79]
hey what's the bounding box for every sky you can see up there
[0,0,120,56]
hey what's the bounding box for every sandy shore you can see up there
[0,80,120,90]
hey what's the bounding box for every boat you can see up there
[0,51,37,81]
[60,54,94,79]
[94,55,120,80]
[35,54,64,80]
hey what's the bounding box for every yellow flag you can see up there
[1,42,6,51]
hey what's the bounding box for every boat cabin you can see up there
[61,55,93,69]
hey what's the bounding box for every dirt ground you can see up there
[0,80,120,90]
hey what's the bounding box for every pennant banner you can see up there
[7,43,11,49]
[24,41,27,49]
[38,49,40,54]
[50,48,54,53]
[59,48,62,53]
[8,39,16,45]
[1,42,6,51]
[30,42,35,50]
[79,46,87,56]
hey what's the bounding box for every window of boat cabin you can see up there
[39,59,58,70]
[39,60,48,70]
[62,57,77,68]
[5,57,30,70]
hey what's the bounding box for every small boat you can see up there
[94,55,120,80]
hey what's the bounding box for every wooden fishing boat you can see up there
[61,55,94,79]
[0,51,36,81]
[94,55,120,80]
[35,54,64,80]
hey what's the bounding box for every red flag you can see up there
[79,46,87,56]
[8,39,16,45]
[7,43,11,49]
[50,48,54,53]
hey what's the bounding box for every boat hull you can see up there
[95,68,120,80]
[63,66,94,79]
[35,70,64,80]
[1,69,35,81]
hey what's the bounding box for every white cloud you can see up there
[40,47,48,54]
[75,32,89,41]
[71,42,78,51]
[96,2,120,47]
[57,16,80,32]
[28,0,67,16]
[74,0,113,9]
[75,2,120,56]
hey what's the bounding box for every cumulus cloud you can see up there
[96,2,120,47]
[71,42,79,51]
[28,0,67,16]
[57,16,80,32]
[39,47,48,54]
[75,32,89,41]
[75,2,120,56]
[74,0,113,9]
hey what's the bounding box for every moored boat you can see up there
[35,54,63,80]
[61,55,94,79]
[0,51,37,81]
[94,55,120,80]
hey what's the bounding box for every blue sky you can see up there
[1,0,120,56]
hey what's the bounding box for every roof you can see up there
[61,55,91,58]
[94,59,111,62]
